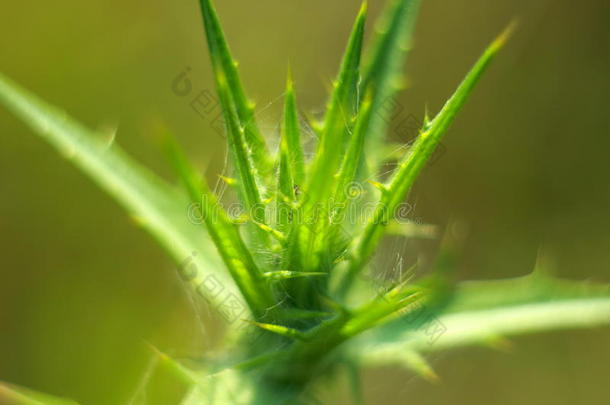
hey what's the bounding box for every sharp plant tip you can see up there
[286,67,294,90]
[494,20,518,49]
[426,370,441,384]
[360,1,368,16]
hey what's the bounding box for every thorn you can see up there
[367,180,388,194]
[286,65,294,90]
[144,342,198,383]
[263,271,327,281]
[532,246,555,278]
[244,320,308,341]
[495,20,519,49]
[483,335,514,353]
[130,214,147,227]
[254,222,286,242]
[401,351,440,384]
[385,265,419,296]
[423,106,432,130]
[98,121,118,150]
[360,0,368,15]
[218,175,237,186]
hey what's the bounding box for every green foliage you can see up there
[0,383,79,405]
[198,0,272,178]
[1,0,608,404]
[164,136,275,317]
[351,271,610,377]
[337,23,515,296]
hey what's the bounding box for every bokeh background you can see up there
[1,0,609,404]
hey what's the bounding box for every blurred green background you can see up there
[1,0,609,404]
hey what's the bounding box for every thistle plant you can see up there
[1,0,609,404]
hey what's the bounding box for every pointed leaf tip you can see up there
[359,1,368,18]
[198,0,273,177]
[339,27,512,297]
[493,20,518,51]
[401,351,440,383]
[218,175,237,186]
[246,321,308,341]
[286,65,294,89]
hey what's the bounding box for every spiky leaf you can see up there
[0,383,79,405]
[198,0,272,177]
[338,26,513,296]
[0,73,239,309]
